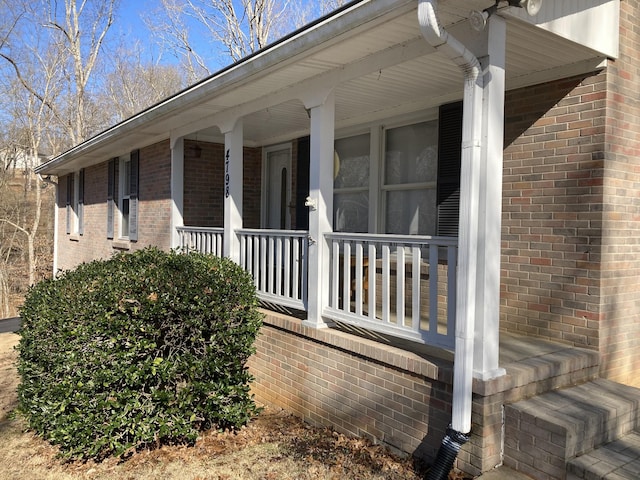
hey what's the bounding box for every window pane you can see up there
[334,133,370,189]
[123,160,131,196]
[334,192,369,233]
[122,198,130,236]
[385,121,438,185]
[385,189,437,235]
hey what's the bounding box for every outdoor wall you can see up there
[248,312,599,477]
[247,312,457,470]
[183,140,262,229]
[598,0,640,387]
[501,0,640,387]
[55,140,172,272]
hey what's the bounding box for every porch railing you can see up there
[177,226,224,256]
[177,226,457,350]
[324,232,457,350]
[238,229,309,311]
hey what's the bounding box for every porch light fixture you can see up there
[193,143,202,158]
[470,0,542,31]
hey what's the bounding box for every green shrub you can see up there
[17,247,263,461]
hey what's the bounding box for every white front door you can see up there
[264,144,292,229]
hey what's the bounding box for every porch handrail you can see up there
[325,232,457,350]
[238,229,309,311]
[177,226,224,256]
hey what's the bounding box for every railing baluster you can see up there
[275,236,283,296]
[429,243,439,334]
[447,245,457,343]
[368,243,376,319]
[382,243,390,324]
[342,242,351,313]
[396,245,405,327]
[355,242,364,316]
[412,245,421,332]
[331,239,340,308]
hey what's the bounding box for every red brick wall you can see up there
[56,141,172,271]
[501,1,640,386]
[598,0,640,386]
[502,73,607,352]
[248,312,456,471]
[183,140,262,228]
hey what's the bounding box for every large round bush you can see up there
[17,247,263,460]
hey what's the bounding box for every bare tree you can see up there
[0,0,118,305]
[45,0,119,144]
[146,0,298,82]
[100,43,186,123]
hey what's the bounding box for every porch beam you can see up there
[170,136,185,250]
[303,90,335,328]
[474,16,507,381]
[223,119,244,263]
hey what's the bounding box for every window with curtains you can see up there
[332,101,462,236]
[383,120,439,235]
[333,133,370,233]
[107,150,139,241]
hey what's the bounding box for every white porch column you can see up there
[170,136,185,250]
[474,16,507,380]
[303,91,335,328]
[222,119,244,263]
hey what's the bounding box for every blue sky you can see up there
[111,1,337,71]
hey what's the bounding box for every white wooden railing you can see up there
[177,226,457,350]
[324,233,457,350]
[177,226,224,256]
[238,229,309,311]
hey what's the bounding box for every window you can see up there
[120,157,131,237]
[383,120,438,235]
[65,169,84,235]
[333,133,370,233]
[331,102,462,236]
[107,150,138,241]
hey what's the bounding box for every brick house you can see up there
[37,1,640,478]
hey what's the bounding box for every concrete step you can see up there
[567,430,640,479]
[503,379,640,480]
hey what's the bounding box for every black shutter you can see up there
[66,174,72,235]
[128,150,139,241]
[436,102,463,236]
[78,169,84,235]
[295,136,310,231]
[107,158,115,239]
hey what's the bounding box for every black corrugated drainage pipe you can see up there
[425,427,470,480]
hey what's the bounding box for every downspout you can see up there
[418,1,484,478]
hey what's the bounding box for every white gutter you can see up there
[418,0,483,436]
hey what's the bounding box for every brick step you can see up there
[567,430,640,479]
[503,379,640,480]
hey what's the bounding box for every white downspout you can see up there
[418,0,484,436]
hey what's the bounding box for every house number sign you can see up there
[225,148,230,198]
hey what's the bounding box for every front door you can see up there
[264,144,292,229]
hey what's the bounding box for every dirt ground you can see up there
[0,332,470,480]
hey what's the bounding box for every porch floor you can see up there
[331,319,600,401]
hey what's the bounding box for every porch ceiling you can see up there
[39,0,616,176]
